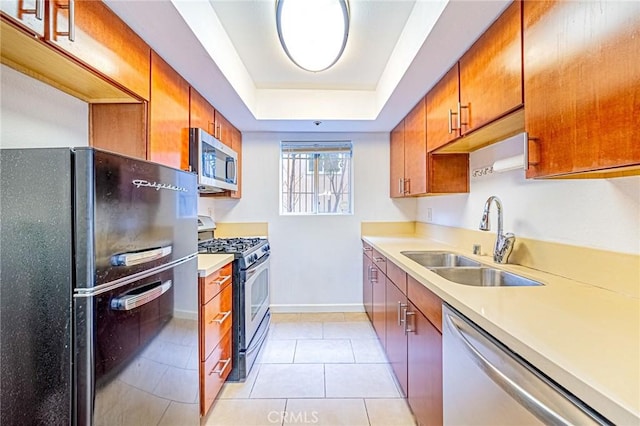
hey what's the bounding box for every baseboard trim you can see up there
[174,309,198,320]
[270,304,365,314]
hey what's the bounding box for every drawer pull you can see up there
[374,257,385,263]
[210,357,231,377]
[210,275,232,287]
[210,310,231,325]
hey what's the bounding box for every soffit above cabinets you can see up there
[104,0,511,132]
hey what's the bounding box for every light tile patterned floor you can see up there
[205,313,416,426]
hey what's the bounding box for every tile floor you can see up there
[204,312,417,426]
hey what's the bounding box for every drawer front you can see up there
[371,248,387,276]
[387,260,407,295]
[362,240,373,259]
[200,329,232,416]
[201,262,232,304]
[407,275,442,333]
[200,283,233,361]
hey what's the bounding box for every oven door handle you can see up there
[245,253,270,279]
[111,246,172,267]
[110,280,172,311]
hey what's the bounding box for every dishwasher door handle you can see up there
[444,311,606,426]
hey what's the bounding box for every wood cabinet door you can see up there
[149,51,190,170]
[372,267,386,348]
[200,283,233,362]
[214,111,233,147]
[404,97,427,196]
[427,153,469,194]
[426,64,460,152]
[48,0,151,100]
[363,255,373,322]
[389,120,405,198]
[229,126,242,199]
[385,280,408,397]
[190,87,216,136]
[459,0,522,134]
[1,0,45,36]
[200,329,232,416]
[90,103,147,160]
[407,303,443,426]
[524,0,640,177]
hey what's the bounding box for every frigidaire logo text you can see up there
[132,179,188,192]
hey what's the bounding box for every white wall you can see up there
[1,65,88,148]
[416,134,640,255]
[200,132,416,312]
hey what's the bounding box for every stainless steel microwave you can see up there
[189,127,238,193]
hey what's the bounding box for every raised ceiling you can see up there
[104,0,511,133]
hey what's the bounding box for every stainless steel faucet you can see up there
[479,196,515,264]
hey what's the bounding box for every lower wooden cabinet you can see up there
[407,302,443,426]
[385,279,408,397]
[200,329,232,415]
[363,254,373,321]
[199,261,233,416]
[371,266,386,348]
[361,243,443,426]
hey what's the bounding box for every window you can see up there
[281,141,352,215]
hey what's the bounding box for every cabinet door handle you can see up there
[398,178,404,196]
[448,108,453,134]
[55,0,75,41]
[21,0,44,20]
[397,302,408,326]
[371,267,378,283]
[404,178,410,195]
[363,247,372,254]
[209,357,231,377]
[405,311,416,335]
[210,275,232,287]
[458,102,468,130]
[210,310,231,325]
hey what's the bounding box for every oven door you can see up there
[243,254,270,347]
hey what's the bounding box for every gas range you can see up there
[198,237,270,269]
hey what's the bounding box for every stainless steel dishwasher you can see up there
[442,304,611,425]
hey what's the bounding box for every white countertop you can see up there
[197,253,234,277]
[363,235,640,425]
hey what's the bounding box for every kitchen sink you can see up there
[402,251,481,268]
[429,267,543,287]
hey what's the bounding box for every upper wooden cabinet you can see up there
[214,111,233,148]
[229,126,242,199]
[429,1,525,154]
[149,51,190,170]
[47,0,151,101]
[1,0,45,36]
[190,88,216,136]
[459,0,522,135]
[389,120,405,198]
[426,65,460,152]
[90,103,147,160]
[391,97,469,198]
[523,0,640,178]
[403,98,428,196]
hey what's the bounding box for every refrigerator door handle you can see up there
[111,246,172,267]
[110,280,172,311]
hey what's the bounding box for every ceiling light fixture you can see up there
[276,0,350,72]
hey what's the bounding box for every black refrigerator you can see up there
[0,148,200,425]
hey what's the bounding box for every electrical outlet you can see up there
[427,208,433,222]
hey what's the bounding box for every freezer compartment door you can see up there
[74,148,198,288]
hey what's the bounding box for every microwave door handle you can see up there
[110,280,172,311]
[226,156,235,183]
[110,246,173,267]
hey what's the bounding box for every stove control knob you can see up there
[263,244,270,252]
[252,254,258,263]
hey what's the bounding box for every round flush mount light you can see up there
[276,0,350,72]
